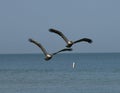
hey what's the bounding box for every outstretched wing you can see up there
[28,38,48,56]
[73,38,92,44]
[49,28,69,44]
[52,48,72,55]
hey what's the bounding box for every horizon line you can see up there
[0,52,120,55]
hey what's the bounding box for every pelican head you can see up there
[66,41,73,47]
[45,54,52,61]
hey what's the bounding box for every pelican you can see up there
[49,28,92,48]
[28,38,72,61]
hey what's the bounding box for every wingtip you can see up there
[49,28,55,32]
[28,38,33,42]
[83,38,93,43]
[89,39,93,43]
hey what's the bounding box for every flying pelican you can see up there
[49,28,92,48]
[28,38,72,61]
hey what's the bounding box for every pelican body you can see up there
[29,38,72,61]
[49,28,92,48]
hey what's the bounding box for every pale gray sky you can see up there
[0,0,120,54]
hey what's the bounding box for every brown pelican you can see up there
[49,28,92,48]
[28,38,72,61]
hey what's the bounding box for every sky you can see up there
[0,0,120,54]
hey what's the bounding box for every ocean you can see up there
[0,53,120,93]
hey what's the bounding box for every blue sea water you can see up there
[0,53,120,93]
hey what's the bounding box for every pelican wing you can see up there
[73,38,92,44]
[49,28,69,44]
[52,48,72,55]
[28,38,48,55]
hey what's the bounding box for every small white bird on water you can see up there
[72,62,76,69]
